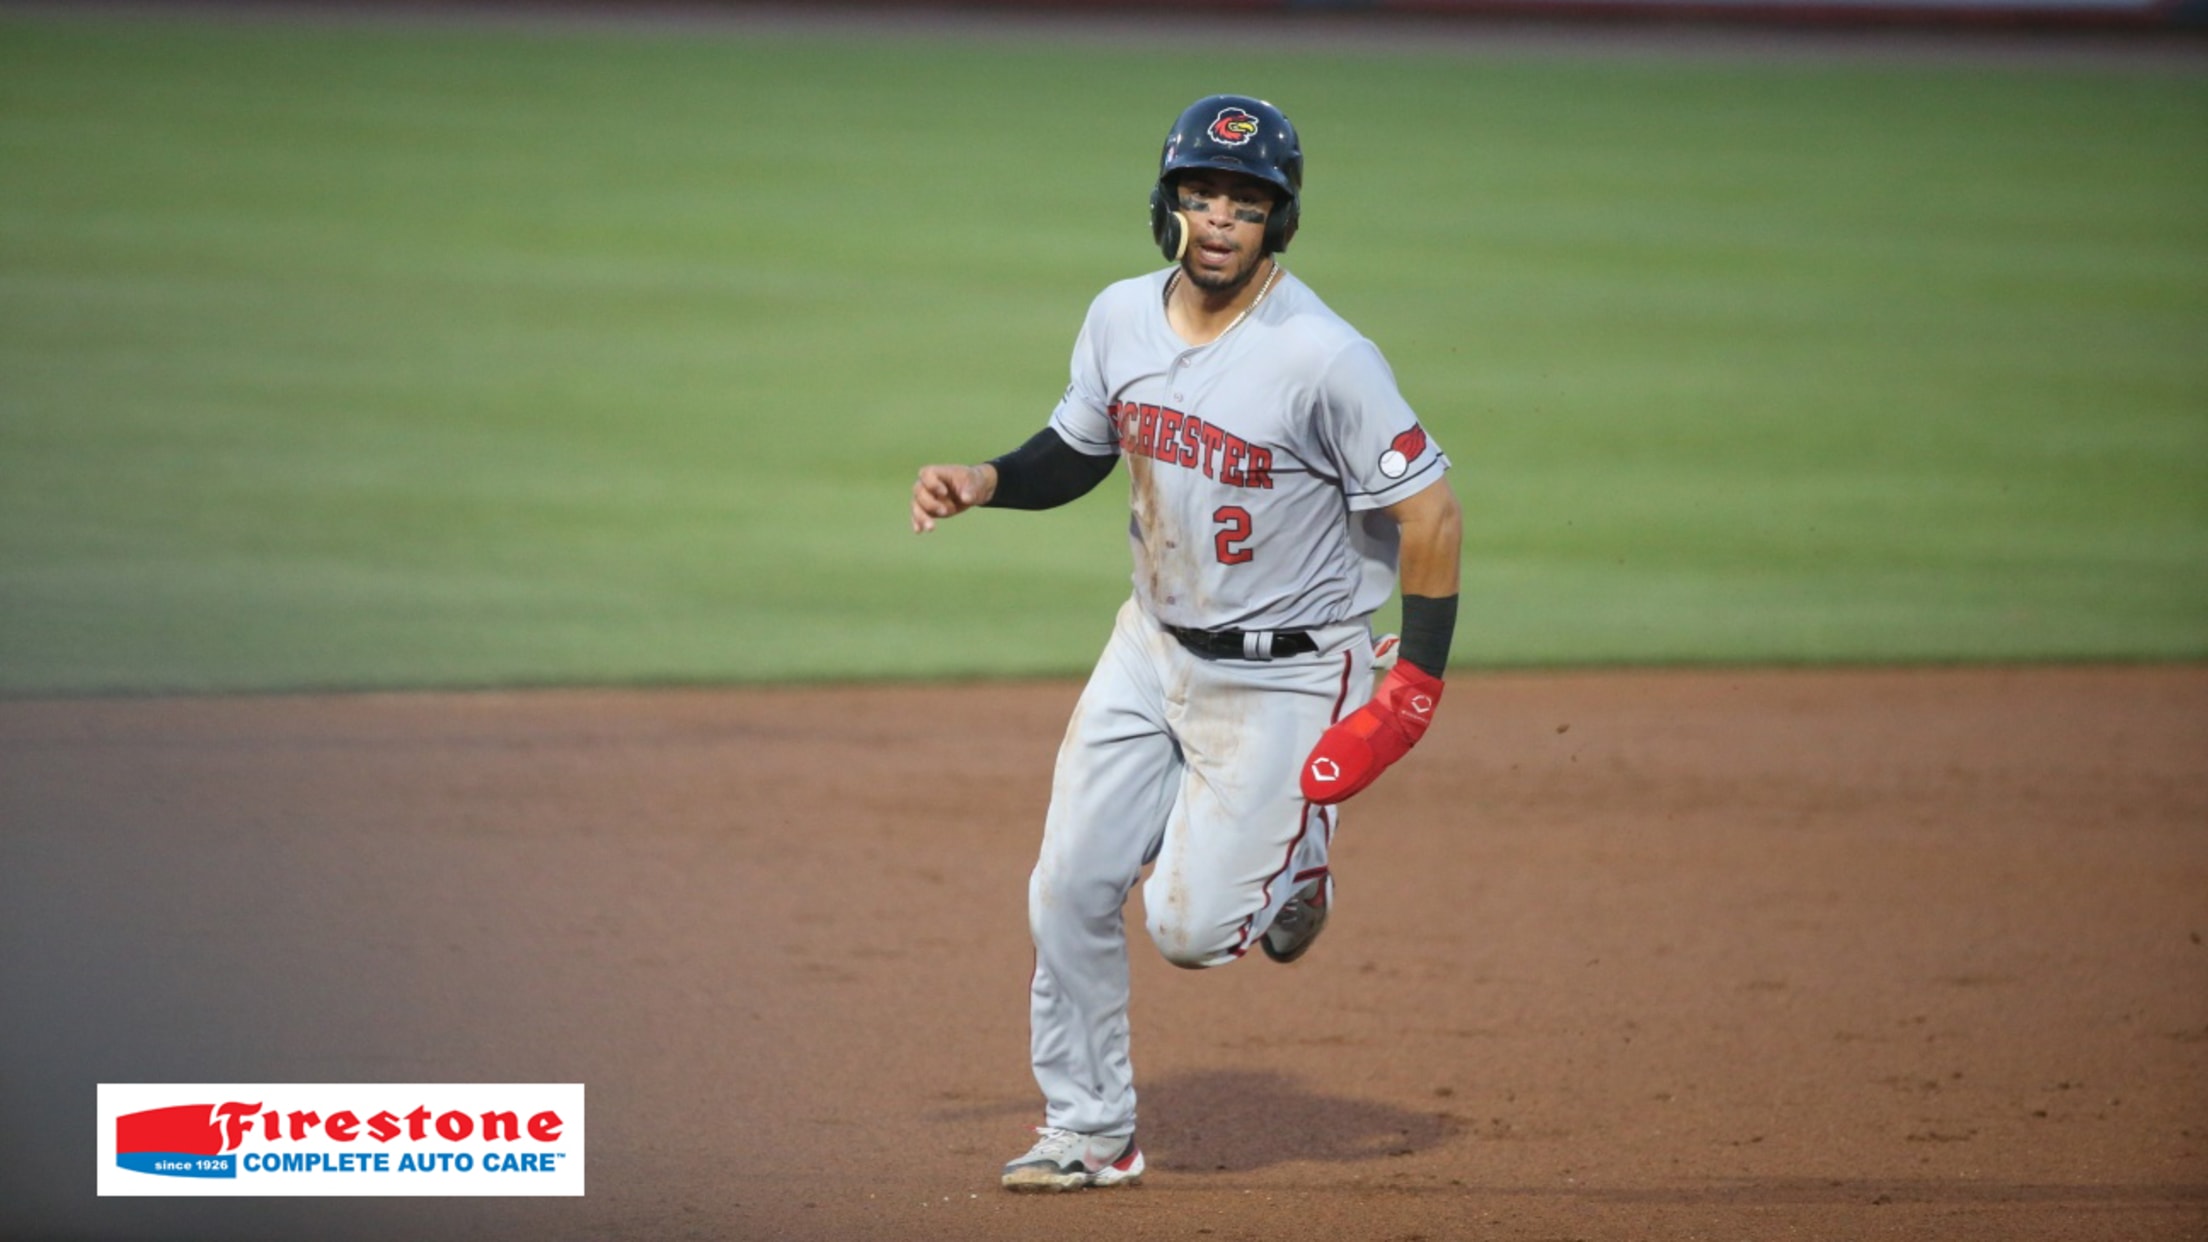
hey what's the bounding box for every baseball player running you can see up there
[911,94,1463,1193]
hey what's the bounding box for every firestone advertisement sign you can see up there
[97,1084,585,1196]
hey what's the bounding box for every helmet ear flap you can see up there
[1263,196,1298,255]
[1149,185,1188,263]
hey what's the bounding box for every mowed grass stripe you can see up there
[1,16,2201,692]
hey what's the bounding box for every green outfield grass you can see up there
[1,14,2203,693]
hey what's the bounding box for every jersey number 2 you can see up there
[1213,506,1254,565]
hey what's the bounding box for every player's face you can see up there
[1173,170,1276,294]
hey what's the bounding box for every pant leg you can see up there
[1027,600,1181,1138]
[1141,621,1374,969]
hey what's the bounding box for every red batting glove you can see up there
[1301,662,1444,805]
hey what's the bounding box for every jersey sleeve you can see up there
[1316,337,1449,512]
[1046,295,1122,458]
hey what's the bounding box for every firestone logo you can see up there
[116,1101,566,1176]
[98,1084,585,1197]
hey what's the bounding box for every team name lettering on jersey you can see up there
[1110,401,1275,490]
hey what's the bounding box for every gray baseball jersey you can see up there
[1047,265,1449,633]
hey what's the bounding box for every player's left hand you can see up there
[1300,661,1443,804]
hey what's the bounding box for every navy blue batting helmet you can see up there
[1149,95,1303,260]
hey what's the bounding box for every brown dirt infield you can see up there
[3,666,2205,1240]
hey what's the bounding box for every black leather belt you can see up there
[1165,625,1318,662]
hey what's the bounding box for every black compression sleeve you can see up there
[1399,593,1458,678]
[983,426,1117,511]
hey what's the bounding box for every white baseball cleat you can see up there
[1000,1127,1145,1192]
[1262,874,1331,964]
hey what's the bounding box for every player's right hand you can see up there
[910,463,997,534]
[1301,661,1444,805]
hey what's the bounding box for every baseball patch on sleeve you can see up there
[1377,425,1428,480]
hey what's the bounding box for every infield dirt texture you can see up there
[4,669,2205,1239]
[2,4,2205,1241]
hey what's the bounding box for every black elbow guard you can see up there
[984,427,1117,511]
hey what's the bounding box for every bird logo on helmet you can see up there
[1208,107,1261,146]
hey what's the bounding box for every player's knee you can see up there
[1155,938,1221,971]
[1145,911,1235,970]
